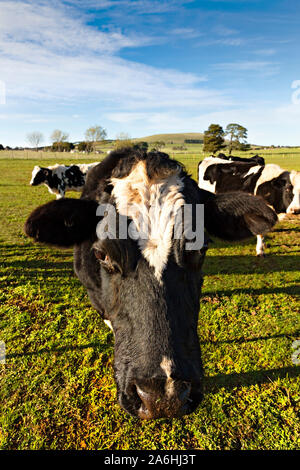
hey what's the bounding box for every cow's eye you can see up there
[285,186,292,192]
[94,248,106,261]
[93,248,120,274]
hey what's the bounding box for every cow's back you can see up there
[198,157,264,195]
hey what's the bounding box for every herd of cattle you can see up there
[26,149,299,420]
[198,153,300,256]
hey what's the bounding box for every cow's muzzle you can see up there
[287,208,300,215]
[120,378,203,420]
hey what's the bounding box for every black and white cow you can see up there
[24,149,277,419]
[198,156,300,255]
[30,163,99,199]
[217,153,265,165]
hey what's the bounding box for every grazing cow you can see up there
[217,153,265,165]
[30,163,99,199]
[24,149,277,419]
[198,156,299,255]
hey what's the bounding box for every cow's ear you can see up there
[24,198,99,247]
[204,192,277,241]
[203,165,218,184]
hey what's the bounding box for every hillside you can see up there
[133,132,204,144]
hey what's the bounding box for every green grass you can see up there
[0,150,299,450]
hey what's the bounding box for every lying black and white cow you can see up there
[30,163,99,199]
[198,156,300,255]
[217,153,265,165]
[24,149,277,419]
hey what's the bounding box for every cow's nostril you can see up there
[135,381,195,419]
[135,385,155,419]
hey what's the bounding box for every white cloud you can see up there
[214,60,280,77]
[170,28,203,39]
[0,1,152,55]
[0,0,223,111]
[64,0,195,14]
[253,48,277,56]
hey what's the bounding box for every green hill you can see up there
[133,132,204,144]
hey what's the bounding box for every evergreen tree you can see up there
[203,124,225,154]
[225,123,250,154]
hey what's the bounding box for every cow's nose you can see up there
[290,208,300,215]
[135,380,194,419]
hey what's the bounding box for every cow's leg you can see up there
[256,234,265,257]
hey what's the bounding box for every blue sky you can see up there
[0,0,300,146]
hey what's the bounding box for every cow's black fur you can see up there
[25,149,278,419]
[256,171,294,213]
[217,153,265,165]
[204,161,264,194]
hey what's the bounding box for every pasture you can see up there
[0,148,299,450]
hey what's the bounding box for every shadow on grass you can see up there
[200,330,300,346]
[203,285,300,296]
[6,337,114,359]
[0,243,74,279]
[204,254,300,274]
[272,227,300,233]
[6,331,299,395]
[205,365,300,394]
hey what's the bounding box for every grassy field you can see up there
[0,147,299,450]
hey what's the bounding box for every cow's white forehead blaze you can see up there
[287,170,300,213]
[111,160,185,281]
[30,165,41,184]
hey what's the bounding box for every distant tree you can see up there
[50,129,69,152]
[78,141,88,152]
[225,123,250,154]
[151,141,166,151]
[114,132,133,150]
[27,131,44,151]
[133,141,148,152]
[59,142,74,152]
[85,125,107,152]
[77,141,93,153]
[115,132,131,141]
[0,144,4,150]
[203,124,225,154]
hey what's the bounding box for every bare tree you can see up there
[50,129,69,151]
[85,125,107,152]
[114,132,133,150]
[115,132,131,141]
[27,131,44,151]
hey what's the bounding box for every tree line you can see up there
[22,122,250,154]
[203,123,250,155]
[26,126,107,152]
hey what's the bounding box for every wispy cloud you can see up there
[214,60,280,77]
[253,48,277,56]
[170,27,203,39]
[63,0,195,14]
[213,25,240,37]
[0,1,225,116]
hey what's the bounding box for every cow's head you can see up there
[286,170,300,215]
[24,149,277,419]
[30,166,52,186]
[256,169,300,215]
